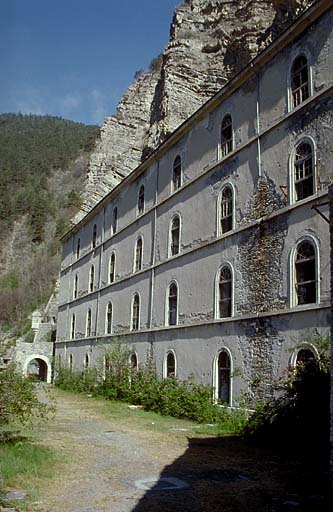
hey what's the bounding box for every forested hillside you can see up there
[0,114,99,331]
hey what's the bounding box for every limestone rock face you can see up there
[78,0,314,221]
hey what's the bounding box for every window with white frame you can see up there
[167,282,178,326]
[73,273,78,299]
[138,185,145,215]
[216,350,231,404]
[218,266,233,318]
[86,308,92,337]
[106,302,112,335]
[134,237,143,272]
[131,293,140,331]
[112,207,118,235]
[89,265,95,292]
[291,55,310,108]
[220,186,233,234]
[70,314,75,340]
[92,224,97,249]
[170,215,180,256]
[294,141,314,201]
[109,253,116,283]
[172,155,182,192]
[221,114,233,157]
[165,351,176,378]
[294,240,317,305]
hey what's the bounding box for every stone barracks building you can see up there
[56,0,332,405]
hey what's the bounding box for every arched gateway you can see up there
[23,355,51,383]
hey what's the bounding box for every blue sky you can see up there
[1,0,180,125]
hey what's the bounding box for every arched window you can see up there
[70,314,75,340]
[167,282,178,326]
[109,253,116,283]
[221,114,233,157]
[131,294,140,331]
[172,156,182,192]
[84,353,89,369]
[217,351,231,404]
[170,215,180,256]
[130,353,138,371]
[89,265,95,292]
[218,266,232,318]
[73,274,78,299]
[295,241,316,305]
[294,142,314,201]
[92,224,97,249]
[106,302,112,335]
[138,185,145,215]
[112,207,118,235]
[165,351,176,378]
[291,55,309,108]
[69,354,73,371]
[134,237,143,272]
[220,186,233,234]
[296,348,315,365]
[86,308,92,337]
[76,238,80,259]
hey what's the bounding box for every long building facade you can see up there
[56,0,333,405]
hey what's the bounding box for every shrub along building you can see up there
[56,0,333,405]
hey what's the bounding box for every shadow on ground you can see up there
[131,435,330,512]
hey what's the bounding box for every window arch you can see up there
[172,155,182,192]
[169,215,180,257]
[109,253,116,283]
[73,273,78,299]
[290,343,319,368]
[164,350,176,378]
[219,185,234,235]
[89,265,95,292]
[86,308,92,337]
[131,293,140,331]
[105,302,113,335]
[166,282,178,326]
[112,206,118,235]
[92,224,97,249]
[221,114,233,157]
[293,240,318,306]
[138,185,145,215]
[70,314,75,340]
[134,237,143,272]
[291,55,310,108]
[130,352,138,371]
[76,238,80,259]
[216,265,233,318]
[293,141,315,202]
[213,349,232,405]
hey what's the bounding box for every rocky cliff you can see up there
[80,0,314,219]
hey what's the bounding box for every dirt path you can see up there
[29,388,324,512]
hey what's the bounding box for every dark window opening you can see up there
[166,352,176,378]
[221,115,233,157]
[296,348,315,366]
[219,266,232,318]
[295,142,314,201]
[172,156,182,192]
[109,253,115,283]
[170,216,180,256]
[89,265,95,292]
[71,315,75,340]
[85,354,89,369]
[112,207,118,234]
[218,351,231,404]
[135,237,143,271]
[76,238,80,259]
[295,241,316,305]
[130,353,138,370]
[138,185,145,215]
[132,294,140,331]
[106,303,112,334]
[86,309,92,337]
[92,224,97,249]
[291,55,309,108]
[220,187,233,234]
[168,283,178,326]
[73,274,78,299]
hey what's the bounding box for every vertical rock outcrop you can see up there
[78,0,314,221]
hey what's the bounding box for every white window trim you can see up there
[130,292,141,332]
[163,349,177,379]
[290,342,320,368]
[105,302,113,335]
[164,279,179,327]
[289,234,320,308]
[133,236,144,273]
[129,351,139,370]
[70,314,75,340]
[109,252,116,284]
[85,308,92,337]
[73,273,78,299]
[168,213,182,258]
[216,183,236,237]
[212,347,233,406]
[137,185,145,216]
[171,154,182,194]
[214,262,235,319]
[218,112,235,161]
[287,50,313,113]
[288,135,317,205]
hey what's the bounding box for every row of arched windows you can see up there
[70,236,318,340]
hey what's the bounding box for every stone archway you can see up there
[24,355,51,383]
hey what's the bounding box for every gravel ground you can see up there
[27,388,327,512]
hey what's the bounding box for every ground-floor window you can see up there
[213,349,232,405]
